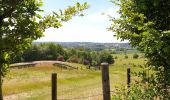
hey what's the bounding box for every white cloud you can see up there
[36,24,125,43]
[85,6,120,22]
[36,7,127,43]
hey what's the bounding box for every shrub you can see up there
[111,51,116,54]
[133,53,139,59]
[57,56,65,62]
[83,59,90,65]
[107,55,115,64]
[125,55,128,59]
[67,56,79,63]
[91,60,97,66]
[112,65,170,99]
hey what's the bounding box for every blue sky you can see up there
[36,0,126,43]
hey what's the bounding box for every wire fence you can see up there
[58,93,103,100]
[4,89,120,100]
[4,63,124,100]
[57,90,120,100]
[4,73,104,100]
[57,79,103,100]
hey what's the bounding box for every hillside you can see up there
[33,42,133,51]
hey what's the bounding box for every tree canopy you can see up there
[110,0,170,98]
[0,0,88,99]
[0,0,88,75]
[110,0,170,68]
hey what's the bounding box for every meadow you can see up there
[3,53,146,100]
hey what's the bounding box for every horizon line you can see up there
[33,41,129,43]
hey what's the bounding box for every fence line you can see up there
[57,90,120,100]
[58,93,103,100]
[51,64,131,100]
[58,86,102,95]
[5,75,52,80]
[5,63,132,100]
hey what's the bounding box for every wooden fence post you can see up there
[52,73,57,100]
[127,68,131,88]
[101,63,111,100]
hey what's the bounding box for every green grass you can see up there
[3,53,146,100]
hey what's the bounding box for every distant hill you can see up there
[33,42,135,52]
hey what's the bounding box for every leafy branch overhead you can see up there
[0,1,88,99]
[110,1,170,99]
[0,0,89,76]
[41,2,89,29]
[109,0,170,68]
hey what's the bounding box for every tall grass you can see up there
[4,53,146,100]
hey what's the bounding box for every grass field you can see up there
[3,53,146,100]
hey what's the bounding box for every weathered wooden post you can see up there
[101,63,111,100]
[127,68,131,88]
[52,73,57,100]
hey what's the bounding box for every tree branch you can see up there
[0,0,23,21]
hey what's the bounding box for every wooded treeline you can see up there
[13,43,114,66]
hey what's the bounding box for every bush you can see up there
[111,51,116,54]
[112,65,170,99]
[115,56,118,59]
[125,55,128,59]
[57,56,65,62]
[91,60,97,66]
[67,56,79,63]
[107,55,115,64]
[133,53,139,59]
[83,59,90,65]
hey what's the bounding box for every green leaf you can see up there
[35,14,42,19]
[138,26,143,30]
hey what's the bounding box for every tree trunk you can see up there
[0,77,3,100]
[0,68,3,100]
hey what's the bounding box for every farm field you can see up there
[3,53,146,100]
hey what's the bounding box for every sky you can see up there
[36,0,126,43]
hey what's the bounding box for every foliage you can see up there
[83,59,90,65]
[112,65,170,99]
[14,44,115,67]
[13,43,67,62]
[0,0,88,99]
[0,0,88,76]
[133,53,139,59]
[107,55,114,64]
[66,48,115,65]
[67,56,80,63]
[110,0,170,69]
[99,51,109,63]
[57,55,65,62]
[124,55,128,59]
[110,0,170,98]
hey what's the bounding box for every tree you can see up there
[110,0,170,68]
[68,48,77,57]
[0,0,88,99]
[99,51,110,63]
[46,43,65,60]
[110,0,170,98]
[106,55,115,64]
